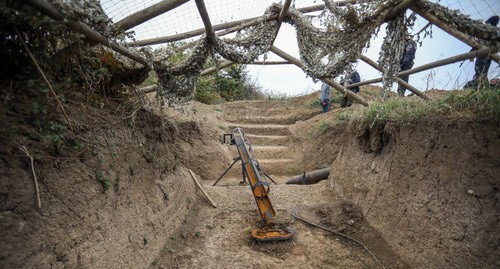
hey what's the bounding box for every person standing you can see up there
[319,82,331,113]
[340,70,361,108]
[398,33,417,96]
[464,15,499,89]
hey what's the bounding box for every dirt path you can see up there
[152,100,407,269]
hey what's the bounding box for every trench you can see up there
[151,101,408,269]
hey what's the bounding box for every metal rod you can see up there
[24,0,150,67]
[263,171,277,185]
[213,157,240,186]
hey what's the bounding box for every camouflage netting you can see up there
[101,0,499,105]
[49,0,113,37]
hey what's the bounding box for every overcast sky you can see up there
[102,0,500,96]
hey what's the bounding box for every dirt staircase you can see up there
[214,102,303,186]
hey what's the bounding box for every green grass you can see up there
[362,88,500,124]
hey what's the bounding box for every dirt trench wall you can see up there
[0,103,232,268]
[329,120,499,268]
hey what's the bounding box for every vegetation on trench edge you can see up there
[333,87,500,125]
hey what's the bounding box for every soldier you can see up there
[340,70,361,107]
[464,15,499,89]
[398,33,417,96]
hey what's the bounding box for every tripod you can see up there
[213,156,277,186]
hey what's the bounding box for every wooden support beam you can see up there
[411,2,500,63]
[348,78,383,88]
[200,61,234,76]
[348,46,498,89]
[270,46,368,106]
[25,0,150,67]
[128,17,259,47]
[360,55,429,100]
[115,0,189,30]
[195,0,215,41]
[251,61,290,65]
[399,46,498,77]
[384,0,420,21]
[128,1,362,47]
[278,0,292,23]
[135,85,157,95]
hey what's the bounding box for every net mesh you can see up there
[95,0,500,104]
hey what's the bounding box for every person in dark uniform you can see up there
[464,15,499,89]
[340,70,360,108]
[398,33,417,97]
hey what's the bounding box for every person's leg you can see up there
[398,73,410,96]
[321,99,329,112]
[340,97,347,108]
[398,62,412,96]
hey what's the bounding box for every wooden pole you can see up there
[411,3,500,63]
[194,0,215,41]
[17,29,74,131]
[348,78,383,88]
[135,85,157,95]
[200,61,234,76]
[278,0,292,23]
[189,169,217,208]
[346,46,498,89]
[128,1,362,47]
[24,0,150,67]
[359,55,429,100]
[383,0,420,21]
[251,61,290,65]
[270,46,369,106]
[399,46,498,77]
[115,0,189,30]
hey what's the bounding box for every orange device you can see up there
[227,128,295,242]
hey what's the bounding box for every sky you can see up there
[101,0,500,96]
[244,1,500,96]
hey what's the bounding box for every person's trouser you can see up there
[321,99,329,113]
[398,61,414,96]
[340,87,359,108]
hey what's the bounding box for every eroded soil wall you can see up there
[0,101,231,268]
[329,120,499,268]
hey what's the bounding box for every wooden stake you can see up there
[189,169,217,208]
[19,146,42,209]
[17,29,74,131]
